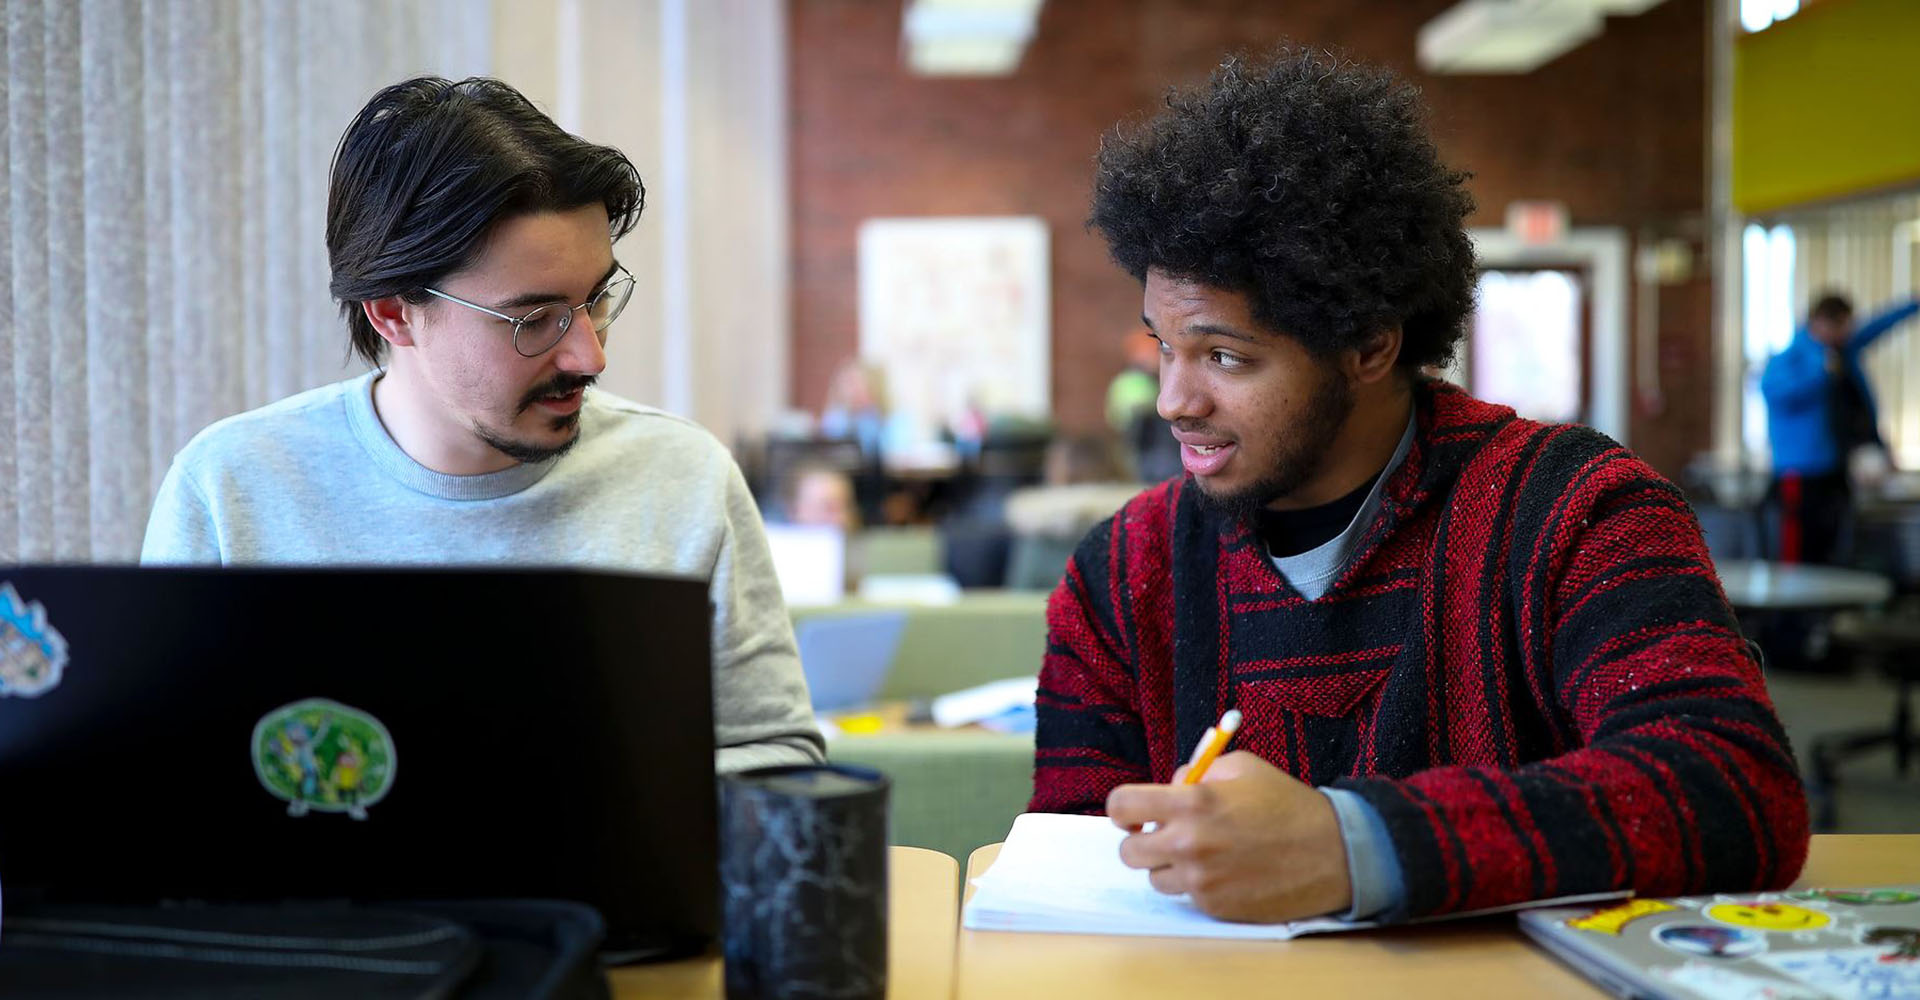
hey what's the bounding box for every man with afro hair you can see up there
[1031,48,1807,925]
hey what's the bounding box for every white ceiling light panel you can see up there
[1418,0,1672,75]
[903,0,1046,77]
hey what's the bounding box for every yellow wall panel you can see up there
[1733,0,1920,215]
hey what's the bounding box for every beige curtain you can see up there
[1787,191,1920,469]
[2,0,489,562]
[494,0,792,452]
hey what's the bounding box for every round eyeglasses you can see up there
[422,265,636,358]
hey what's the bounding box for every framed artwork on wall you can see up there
[857,216,1051,447]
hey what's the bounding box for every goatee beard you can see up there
[477,373,598,464]
[1189,369,1354,525]
[477,412,582,464]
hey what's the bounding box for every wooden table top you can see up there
[955,835,1920,999]
[611,845,959,999]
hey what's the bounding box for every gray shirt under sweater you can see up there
[141,370,825,773]
[1271,413,1416,921]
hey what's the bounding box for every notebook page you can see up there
[969,812,1140,891]
[964,812,1627,940]
[964,813,1319,938]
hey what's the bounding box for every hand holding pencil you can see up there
[1105,706,1354,923]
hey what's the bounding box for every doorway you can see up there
[1460,268,1591,424]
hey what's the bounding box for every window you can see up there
[1466,270,1586,424]
[1741,223,1797,462]
[1740,0,1800,33]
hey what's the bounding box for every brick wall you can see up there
[790,0,1713,475]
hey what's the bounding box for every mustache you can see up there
[518,374,598,413]
[1171,418,1233,440]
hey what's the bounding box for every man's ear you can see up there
[1343,327,1403,385]
[362,297,418,349]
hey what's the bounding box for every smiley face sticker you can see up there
[1706,901,1831,933]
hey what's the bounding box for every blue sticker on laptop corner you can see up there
[0,582,69,698]
[252,698,396,820]
[1654,923,1768,959]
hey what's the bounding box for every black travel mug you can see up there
[719,763,890,1000]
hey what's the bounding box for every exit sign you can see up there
[1506,200,1569,246]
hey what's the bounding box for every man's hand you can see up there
[1106,751,1352,923]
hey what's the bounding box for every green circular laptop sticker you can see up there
[252,698,396,820]
[1787,888,1920,906]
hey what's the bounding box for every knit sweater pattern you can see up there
[1030,381,1809,919]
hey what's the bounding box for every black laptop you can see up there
[0,565,718,959]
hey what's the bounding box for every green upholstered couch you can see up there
[791,591,1048,866]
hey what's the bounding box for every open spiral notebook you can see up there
[962,812,1625,940]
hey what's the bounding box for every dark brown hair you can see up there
[326,77,645,366]
[1809,291,1854,324]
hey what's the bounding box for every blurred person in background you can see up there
[1105,329,1161,434]
[820,358,891,457]
[1004,436,1138,590]
[785,463,862,536]
[1108,327,1183,483]
[778,462,864,594]
[1760,290,1920,564]
[1041,435,1124,488]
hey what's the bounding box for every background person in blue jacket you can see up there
[1760,291,1920,564]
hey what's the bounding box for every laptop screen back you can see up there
[762,524,847,607]
[0,565,718,958]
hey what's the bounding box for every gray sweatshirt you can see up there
[141,371,825,773]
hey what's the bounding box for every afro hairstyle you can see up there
[1090,47,1476,371]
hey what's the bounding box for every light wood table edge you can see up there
[954,835,1920,999]
[610,844,962,999]
[891,845,962,1000]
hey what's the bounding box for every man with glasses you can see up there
[141,77,823,772]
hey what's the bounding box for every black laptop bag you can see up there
[0,898,611,1000]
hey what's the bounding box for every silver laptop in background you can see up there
[1519,885,1920,999]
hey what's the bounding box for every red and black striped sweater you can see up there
[1031,381,1809,919]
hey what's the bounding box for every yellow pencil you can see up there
[1181,708,1242,784]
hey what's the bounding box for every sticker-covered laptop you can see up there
[0,564,720,960]
[1520,885,1920,999]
